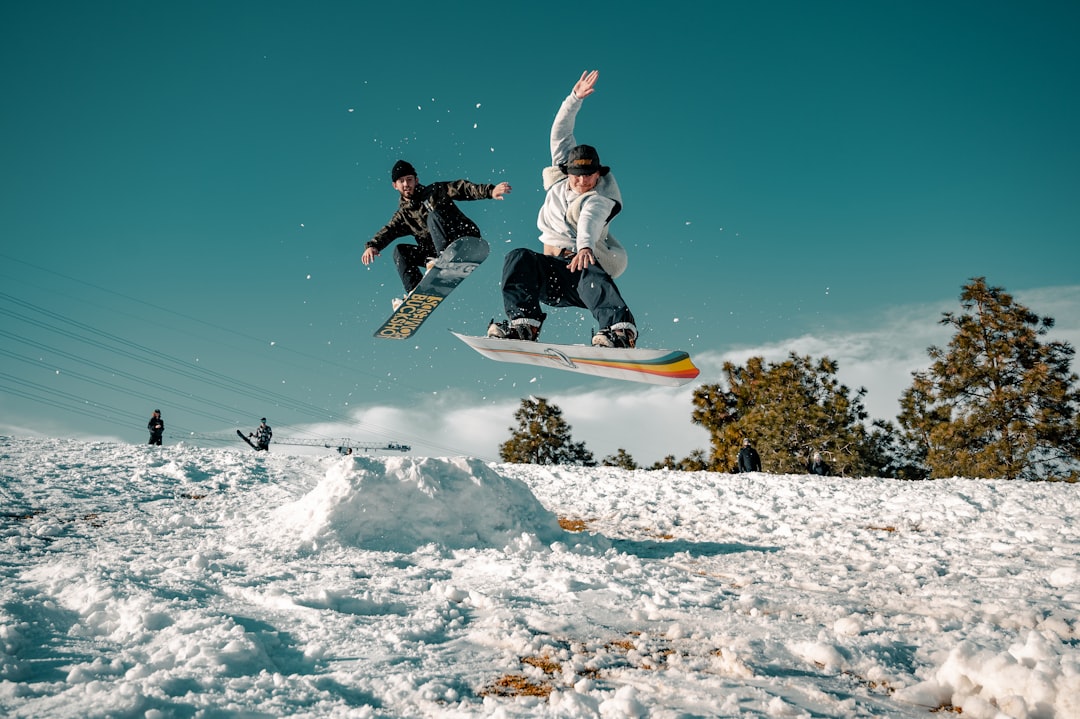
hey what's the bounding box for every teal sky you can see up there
[3,1,1079,464]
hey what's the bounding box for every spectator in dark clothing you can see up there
[362,160,511,305]
[147,409,164,446]
[737,438,762,473]
[808,451,830,476]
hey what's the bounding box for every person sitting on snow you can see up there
[250,418,272,452]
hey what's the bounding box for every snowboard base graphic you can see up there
[374,236,490,339]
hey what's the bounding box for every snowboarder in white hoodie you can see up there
[488,69,637,348]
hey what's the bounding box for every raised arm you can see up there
[550,70,599,166]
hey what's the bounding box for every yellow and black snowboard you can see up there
[373,236,489,340]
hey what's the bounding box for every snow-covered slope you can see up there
[1,437,1077,718]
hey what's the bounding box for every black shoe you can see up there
[487,320,510,338]
[488,319,540,341]
[592,325,637,348]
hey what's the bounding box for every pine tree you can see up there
[897,277,1080,480]
[648,455,679,470]
[499,397,596,466]
[645,450,709,472]
[602,449,639,470]
[860,419,927,480]
[691,353,878,476]
[677,449,709,471]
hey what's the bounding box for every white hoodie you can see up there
[536,92,628,278]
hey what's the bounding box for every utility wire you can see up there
[0,346,239,428]
[0,283,487,457]
[0,254,402,385]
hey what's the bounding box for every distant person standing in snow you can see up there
[362,160,512,308]
[737,438,762,473]
[808,451,830,476]
[147,409,164,446]
[487,69,637,348]
[250,418,272,452]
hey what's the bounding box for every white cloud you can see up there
[300,394,518,461]
[708,284,1080,424]
[715,301,955,423]
[554,385,709,465]
[294,386,708,467]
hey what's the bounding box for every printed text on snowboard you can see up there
[376,293,444,339]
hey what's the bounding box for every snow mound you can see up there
[894,632,1080,718]
[276,455,567,552]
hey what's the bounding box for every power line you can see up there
[0,340,241,426]
[0,294,339,422]
[0,372,152,431]
[0,278,488,456]
[0,254,396,385]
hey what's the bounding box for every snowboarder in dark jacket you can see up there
[362,160,511,302]
[737,439,761,472]
[147,409,164,446]
[250,418,272,451]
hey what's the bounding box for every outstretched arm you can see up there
[551,70,600,165]
[363,215,411,265]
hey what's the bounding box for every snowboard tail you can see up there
[452,332,700,386]
[374,236,489,339]
[236,429,258,450]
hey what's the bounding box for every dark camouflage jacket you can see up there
[366,180,495,256]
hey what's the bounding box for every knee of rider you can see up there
[505,247,536,266]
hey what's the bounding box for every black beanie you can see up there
[391,160,417,182]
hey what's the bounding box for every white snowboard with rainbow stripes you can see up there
[452,332,700,387]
